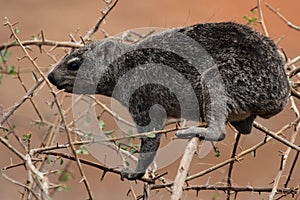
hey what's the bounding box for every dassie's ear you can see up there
[95,40,122,64]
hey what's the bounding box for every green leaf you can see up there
[134,144,140,149]
[81,145,89,155]
[15,27,20,34]
[289,187,296,193]
[76,145,89,155]
[212,192,219,200]
[64,185,71,192]
[4,128,10,139]
[146,133,156,138]
[115,140,120,147]
[4,125,16,138]
[251,8,257,14]
[215,150,220,158]
[0,72,3,84]
[12,40,17,45]
[23,133,31,142]
[120,145,128,151]
[104,130,114,136]
[60,158,64,165]
[130,148,138,154]
[75,149,81,154]
[7,65,16,75]
[60,172,73,182]
[0,49,11,63]
[46,157,51,164]
[57,186,63,192]
[31,34,39,40]
[243,15,258,24]
[98,120,105,130]
[57,184,71,192]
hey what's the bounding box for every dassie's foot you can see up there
[120,168,145,180]
[176,126,225,141]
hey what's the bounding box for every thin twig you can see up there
[1,161,25,171]
[0,39,83,51]
[4,17,94,199]
[0,136,26,160]
[25,154,50,200]
[269,123,299,199]
[257,0,269,36]
[2,173,40,200]
[286,56,300,69]
[283,97,300,188]
[90,95,135,127]
[83,0,120,41]
[16,71,44,121]
[42,151,154,184]
[151,116,300,190]
[265,3,300,32]
[184,184,298,195]
[253,121,300,152]
[0,78,44,126]
[226,132,241,199]
[269,97,300,200]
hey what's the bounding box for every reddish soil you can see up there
[0,0,299,199]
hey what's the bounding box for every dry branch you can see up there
[0,78,44,126]
[265,3,300,32]
[4,17,94,200]
[83,0,120,41]
[171,137,202,200]
[42,151,154,184]
[0,39,83,51]
[226,132,241,199]
[269,97,300,200]
[0,1,300,199]
[184,185,298,195]
[257,0,269,36]
[151,116,300,191]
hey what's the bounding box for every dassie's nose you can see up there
[47,72,56,85]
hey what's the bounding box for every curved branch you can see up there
[0,39,83,51]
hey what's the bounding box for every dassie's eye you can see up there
[67,57,81,70]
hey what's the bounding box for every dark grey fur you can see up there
[48,22,290,180]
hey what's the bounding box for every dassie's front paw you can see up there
[176,126,225,141]
[120,168,145,180]
[176,126,207,139]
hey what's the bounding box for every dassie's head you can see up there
[48,38,125,95]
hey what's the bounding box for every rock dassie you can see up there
[48,22,290,180]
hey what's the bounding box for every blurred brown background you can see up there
[0,0,299,199]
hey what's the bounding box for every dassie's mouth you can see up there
[56,83,74,93]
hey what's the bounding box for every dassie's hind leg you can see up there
[176,67,228,141]
[230,115,256,134]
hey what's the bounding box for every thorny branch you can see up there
[265,3,300,32]
[0,39,83,52]
[171,137,202,200]
[83,0,120,41]
[1,0,121,199]
[0,0,300,199]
